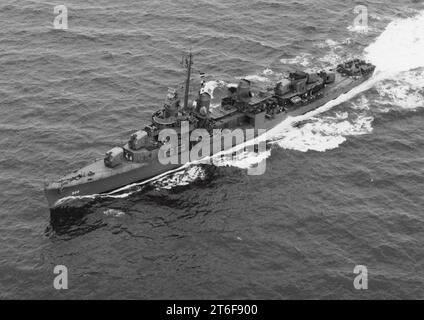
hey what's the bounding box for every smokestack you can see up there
[196,92,211,118]
[237,79,252,103]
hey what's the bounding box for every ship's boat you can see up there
[44,54,375,209]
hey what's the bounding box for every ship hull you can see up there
[44,74,371,209]
[44,160,181,208]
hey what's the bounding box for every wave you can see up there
[375,69,424,111]
[365,10,424,111]
[364,11,424,73]
[271,111,374,152]
[103,209,125,217]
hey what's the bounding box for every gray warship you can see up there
[44,53,375,208]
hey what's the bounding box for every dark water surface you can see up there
[0,0,423,299]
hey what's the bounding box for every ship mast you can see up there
[183,51,193,110]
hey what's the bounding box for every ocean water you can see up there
[0,0,423,299]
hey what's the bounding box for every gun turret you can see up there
[318,71,335,84]
[129,130,148,150]
[274,79,291,96]
[104,147,124,168]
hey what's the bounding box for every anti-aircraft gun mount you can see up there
[336,59,376,77]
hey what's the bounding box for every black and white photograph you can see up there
[0,0,423,306]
